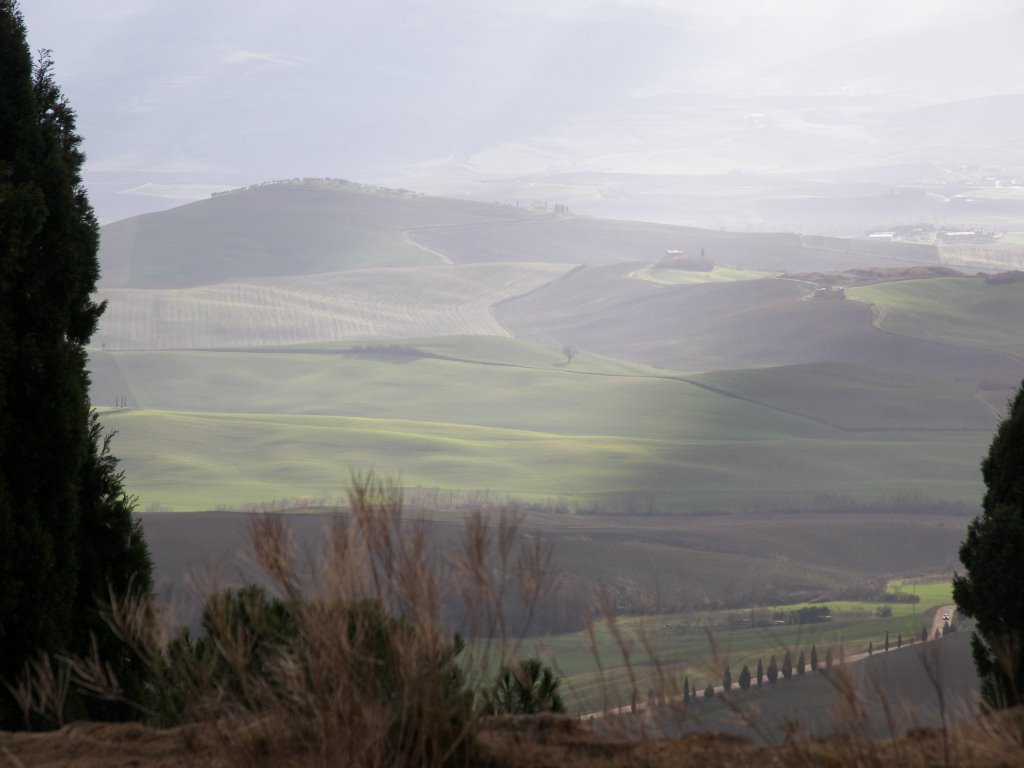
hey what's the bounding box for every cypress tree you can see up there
[756,658,763,688]
[952,368,1024,671]
[782,650,793,680]
[810,644,818,672]
[767,655,778,684]
[683,676,690,706]
[738,664,751,691]
[722,664,731,693]
[0,1,153,726]
[797,650,805,675]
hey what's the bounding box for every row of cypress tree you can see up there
[0,0,154,728]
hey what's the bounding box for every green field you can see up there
[534,581,954,713]
[90,183,1020,516]
[849,277,1024,361]
[88,337,993,511]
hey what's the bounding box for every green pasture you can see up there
[692,361,996,431]
[96,406,987,511]
[849,277,1024,361]
[91,340,846,440]
[88,337,993,511]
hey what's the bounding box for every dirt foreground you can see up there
[4,708,1024,768]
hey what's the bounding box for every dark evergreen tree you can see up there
[738,664,751,691]
[487,657,565,715]
[897,633,902,649]
[722,664,731,693]
[885,631,890,652]
[825,647,834,671]
[954,397,1024,708]
[0,2,153,727]
[868,641,873,656]
[683,676,690,706]
[921,625,928,644]
[767,655,778,684]
[703,682,714,701]
[797,650,806,675]
[781,650,793,680]
[810,644,818,672]
[756,658,763,688]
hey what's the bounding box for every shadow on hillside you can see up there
[342,344,437,364]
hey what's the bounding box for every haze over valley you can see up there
[14,0,1024,742]
[87,178,1024,516]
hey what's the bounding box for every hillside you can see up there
[492,265,1024,387]
[87,337,995,511]
[97,181,535,288]
[85,184,1023,513]
[97,180,944,292]
[94,262,573,349]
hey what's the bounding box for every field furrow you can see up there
[95,262,573,349]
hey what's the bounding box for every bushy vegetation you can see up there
[485,658,565,715]
[42,475,560,766]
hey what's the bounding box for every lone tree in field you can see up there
[954,379,1024,709]
[0,0,153,727]
[561,343,577,366]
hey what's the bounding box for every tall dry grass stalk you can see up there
[570,595,1015,768]
[71,471,554,767]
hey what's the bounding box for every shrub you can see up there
[81,473,553,767]
[485,658,565,715]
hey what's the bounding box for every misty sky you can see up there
[21,0,1024,223]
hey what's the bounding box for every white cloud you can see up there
[223,49,306,68]
[118,182,239,200]
[87,153,231,175]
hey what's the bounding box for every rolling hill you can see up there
[87,180,1021,514]
[88,337,995,512]
[492,264,1024,387]
[94,262,572,349]
[97,179,945,292]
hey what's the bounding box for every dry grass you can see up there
[49,472,554,767]
[7,476,1024,766]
